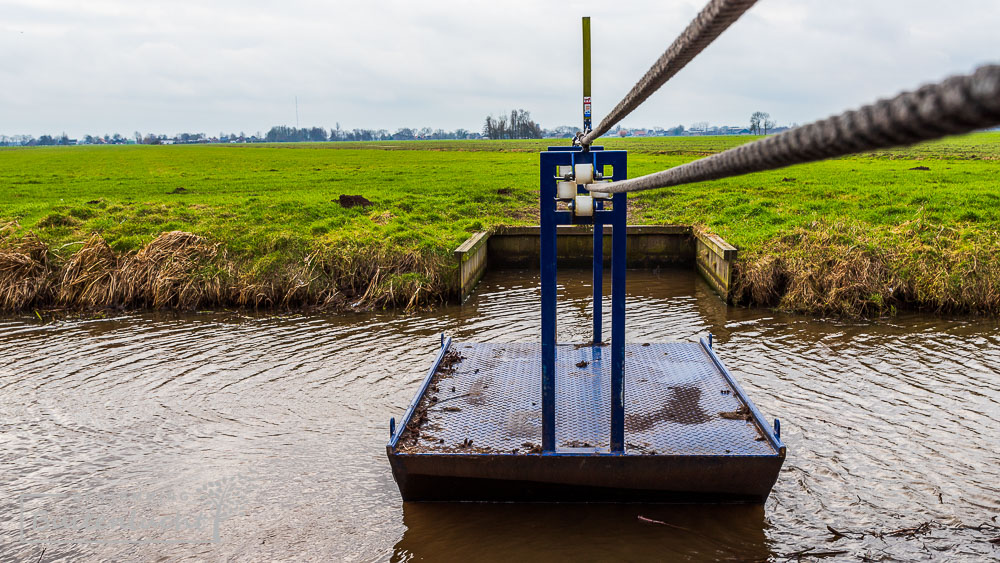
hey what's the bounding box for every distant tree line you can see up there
[0,133,75,146]
[613,124,686,136]
[1,109,789,146]
[261,125,481,143]
[265,126,329,143]
[0,127,484,146]
[482,109,543,140]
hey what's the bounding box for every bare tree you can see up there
[763,118,776,135]
[483,109,542,140]
[749,111,770,135]
[495,114,508,138]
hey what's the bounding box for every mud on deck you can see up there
[396,342,777,456]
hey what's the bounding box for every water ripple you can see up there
[0,269,997,561]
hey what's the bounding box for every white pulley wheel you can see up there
[591,182,611,199]
[557,181,577,199]
[574,195,594,216]
[574,163,594,184]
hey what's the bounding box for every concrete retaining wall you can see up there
[454,231,489,303]
[453,225,737,303]
[487,225,693,269]
[695,231,738,301]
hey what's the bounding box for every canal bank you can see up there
[1,217,997,317]
[3,136,999,318]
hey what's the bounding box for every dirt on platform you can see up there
[719,404,752,421]
[396,349,466,451]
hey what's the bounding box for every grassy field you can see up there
[1,133,998,315]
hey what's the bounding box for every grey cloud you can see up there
[1,0,997,137]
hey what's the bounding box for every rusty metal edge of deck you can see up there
[386,450,784,503]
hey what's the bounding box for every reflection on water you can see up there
[0,268,997,561]
[393,503,769,562]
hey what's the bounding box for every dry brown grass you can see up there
[233,255,320,309]
[128,231,225,309]
[316,241,448,310]
[0,224,53,310]
[0,229,449,314]
[58,233,121,308]
[734,220,1000,316]
[3,221,997,317]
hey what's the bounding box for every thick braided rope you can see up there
[590,65,1000,194]
[580,0,758,146]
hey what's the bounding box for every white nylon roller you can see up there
[574,163,594,184]
[574,195,594,216]
[592,181,611,199]
[557,180,577,199]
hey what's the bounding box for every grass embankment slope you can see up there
[0,133,998,315]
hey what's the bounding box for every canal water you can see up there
[0,270,997,561]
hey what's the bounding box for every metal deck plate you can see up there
[398,342,776,457]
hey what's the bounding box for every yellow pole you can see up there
[582,17,592,132]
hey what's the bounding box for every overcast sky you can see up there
[1,0,997,138]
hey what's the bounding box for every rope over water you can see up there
[589,65,1000,194]
[579,0,758,146]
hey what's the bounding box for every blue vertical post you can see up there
[593,196,602,344]
[540,153,557,453]
[610,190,627,452]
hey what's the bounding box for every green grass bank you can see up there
[1,133,998,315]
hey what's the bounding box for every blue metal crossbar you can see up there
[539,146,627,452]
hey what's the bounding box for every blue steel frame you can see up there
[539,146,628,453]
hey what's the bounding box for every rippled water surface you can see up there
[1,269,998,561]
